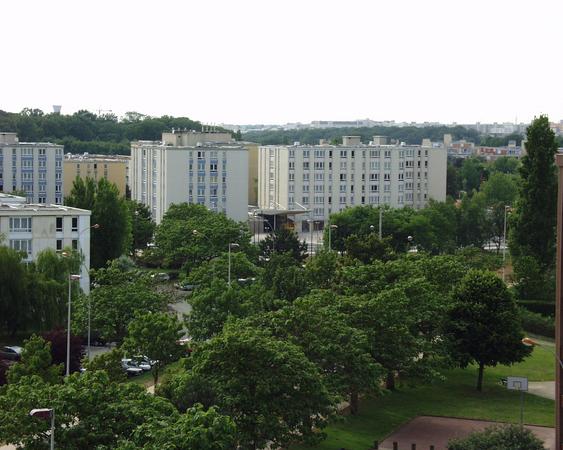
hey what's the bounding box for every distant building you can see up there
[257,136,447,231]
[0,194,92,293]
[64,153,130,197]
[0,132,64,204]
[130,130,249,224]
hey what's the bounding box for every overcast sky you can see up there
[2,0,562,125]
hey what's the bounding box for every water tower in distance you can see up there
[52,105,62,114]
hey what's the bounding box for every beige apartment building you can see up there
[64,153,130,197]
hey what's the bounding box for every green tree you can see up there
[304,250,339,289]
[245,295,382,414]
[160,325,333,449]
[83,347,126,382]
[448,424,544,450]
[186,252,259,287]
[0,371,177,449]
[7,335,61,384]
[154,203,250,271]
[344,233,395,263]
[259,228,308,262]
[115,404,237,450]
[72,263,169,343]
[66,177,132,268]
[491,156,520,174]
[511,115,558,269]
[457,191,490,248]
[445,270,530,391]
[446,161,461,198]
[185,280,264,341]
[460,157,486,192]
[127,200,156,252]
[0,246,31,335]
[124,312,183,385]
[481,171,518,206]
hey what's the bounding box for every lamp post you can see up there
[30,408,54,450]
[307,219,314,256]
[407,235,413,253]
[328,224,338,252]
[522,337,563,369]
[228,243,239,286]
[502,206,511,283]
[379,207,383,239]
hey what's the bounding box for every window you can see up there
[9,217,32,232]
[370,173,378,180]
[384,173,390,181]
[384,150,391,158]
[72,239,78,250]
[370,150,380,158]
[10,239,32,256]
[56,239,63,251]
[71,217,78,232]
[303,150,310,158]
[303,173,309,181]
[303,162,309,170]
[314,150,325,158]
[340,150,347,158]
[289,161,295,170]
[56,217,63,232]
[370,161,379,170]
[340,161,347,170]
[339,174,347,181]
[370,184,379,192]
[302,196,309,205]
[314,161,324,170]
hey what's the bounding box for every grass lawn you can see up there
[292,342,555,450]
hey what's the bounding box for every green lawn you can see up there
[292,344,555,450]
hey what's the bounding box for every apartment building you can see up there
[64,153,130,197]
[0,132,64,204]
[0,194,92,293]
[258,136,447,231]
[130,130,248,224]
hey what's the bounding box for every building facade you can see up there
[258,136,447,231]
[64,153,130,197]
[0,194,92,293]
[130,131,248,224]
[0,132,64,204]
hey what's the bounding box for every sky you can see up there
[2,0,562,125]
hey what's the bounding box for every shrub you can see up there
[518,300,555,316]
[449,424,545,450]
[519,307,555,338]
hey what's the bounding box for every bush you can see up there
[518,300,555,316]
[519,307,555,338]
[448,424,545,450]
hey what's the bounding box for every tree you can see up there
[304,250,339,289]
[43,328,84,375]
[445,270,530,391]
[491,156,520,175]
[186,252,259,287]
[511,115,558,269]
[259,228,308,262]
[66,177,132,268]
[115,404,237,450]
[448,424,544,450]
[127,200,156,252]
[245,295,382,414]
[0,246,30,335]
[7,335,61,384]
[344,233,395,263]
[72,263,169,343]
[160,325,333,449]
[460,157,486,193]
[185,280,264,341]
[481,172,518,206]
[83,347,126,382]
[457,191,490,248]
[123,312,183,385]
[446,161,461,198]
[154,203,251,271]
[0,371,177,449]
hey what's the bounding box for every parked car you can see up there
[121,359,144,377]
[0,346,22,361]
[151,272,170,282]
[174,282,197,292]
[130,356,153,371]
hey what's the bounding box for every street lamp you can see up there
[522,337,563,369]
[228,243,239,286]
[328,224,338,252]
[502,206,512,283]
[407,235,414,253]
[307,219,314,256]
[29,408,54,450]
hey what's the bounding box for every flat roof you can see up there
[0,203,91,214]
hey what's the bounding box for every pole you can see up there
[555,153,563,448]
[66,273,71,377]
[328,222,332,252]
[309,220,313,256]
[520,389,524,427]
[502,205,508,282]
[50,409,55,450]
[87,295,91,361]
[228,244,232,286]
[379,207,383,239]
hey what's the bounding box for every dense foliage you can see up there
[448,424,545,450]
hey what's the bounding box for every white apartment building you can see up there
[0,194,92,293]
[0,132,64,204]
[258,136,447,231]
[130,130,248,224]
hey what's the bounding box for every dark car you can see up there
[0,346,23,361]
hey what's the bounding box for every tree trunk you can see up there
[476,362,484,391]
[152,367,159,387]
[386,371,396,390]
[350,390,359,415]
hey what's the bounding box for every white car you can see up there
[121,359,144,376]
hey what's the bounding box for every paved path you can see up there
[379,416,555,450]
[529,381,555,400]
